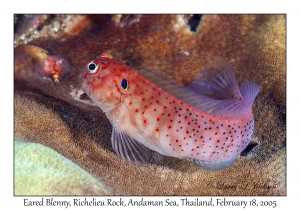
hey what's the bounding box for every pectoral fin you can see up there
[111,127,150,164]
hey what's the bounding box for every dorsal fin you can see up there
[138,69,200,104]
[189,57,260,119]
[190,57,244,100]
[138,57,259,120]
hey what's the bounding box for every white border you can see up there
[3,0,296,209]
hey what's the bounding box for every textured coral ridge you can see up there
[14,14,286,195]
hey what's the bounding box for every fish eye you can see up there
[87,61,100,74]
[121,79,129,90]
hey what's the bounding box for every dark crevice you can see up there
[240,141,258,156]
[117,14,141,27]
[120,14,138,23]
[187,14,202,32]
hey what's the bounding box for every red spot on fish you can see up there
[129,101,132,105]
[144,120,147,124]
[157,118,160,121]
[135,109,139,113]
[154,108,156,111]
[168,126,172,129]
[156,128,159,132]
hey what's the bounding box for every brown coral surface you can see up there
[14,14,286,195]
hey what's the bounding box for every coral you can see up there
[22,44,70,82]
[14,140,111,195]
[14,14,286,195]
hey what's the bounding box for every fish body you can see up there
[80,51,259,170]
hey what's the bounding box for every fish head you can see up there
[79,51,130,112]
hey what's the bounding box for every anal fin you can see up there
[190,155,238,170]
[111,127,150,164]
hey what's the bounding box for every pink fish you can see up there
[79,51,259,170]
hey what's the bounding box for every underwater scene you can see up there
[14,14,286,196]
